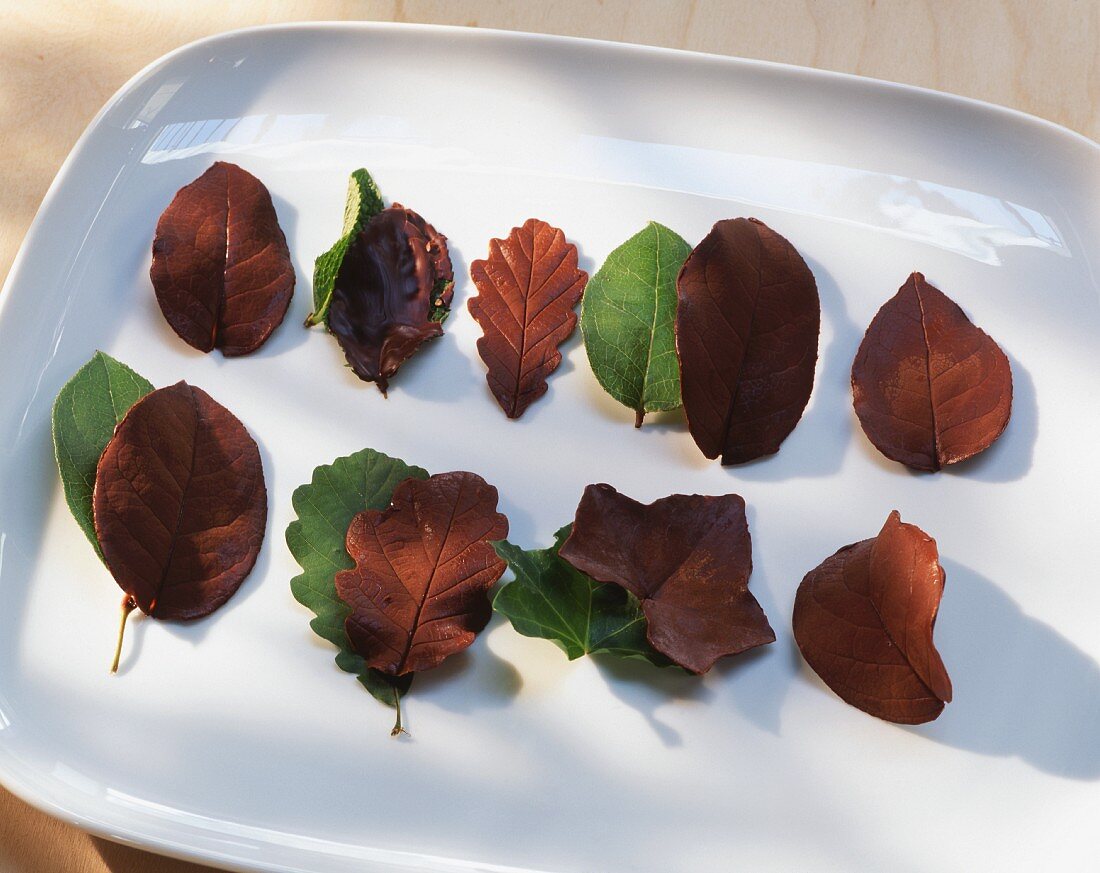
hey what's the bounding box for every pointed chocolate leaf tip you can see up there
[675,217,820,465]
[793,511,952,724]
[92,381,267,620]
[558,484,774,674]
[151,161,295,356]
[468,218,588,418]
[327,204,454,394]
[852,272,1013,472]
[335,471,508,676]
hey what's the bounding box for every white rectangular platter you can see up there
[1,22,1099,873]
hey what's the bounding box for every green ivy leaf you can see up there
[580,222,691,427]
[306,168,385,327]
[287,448,427,707]
[493,526,670,666]
[51,351,154,560]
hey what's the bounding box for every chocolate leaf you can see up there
[52,352,153,560]
[580,222,691,427]
[327,205,454,395]
[306,168,384,327]
[793,511,952,724]
[287,448,428,710]
[468,219,588,418]
[151,161,295,356]
[675,217,820,464]
[493,525,670,666]
[851,272,1013,472]
[559,484,774,674]
[335,471,508,682]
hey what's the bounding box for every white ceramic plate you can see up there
[2,22,1099,873]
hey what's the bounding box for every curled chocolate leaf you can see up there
[676,217,820,464]
[793,511,952,724]
[559,484,774,674]
[852,272,1012,472]
[327,205,454,395]
[151,161,295,356]
[468,218,588,418]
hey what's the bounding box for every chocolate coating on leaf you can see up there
[151,161,295,356]
[793,511,952,724]
[675,217,820,465]
[559,484,774,674]
[852,272,1012,471]
[92,382,267,620]
[328,205,454,394]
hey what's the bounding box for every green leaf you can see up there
[580,222,691,427]
[51,351,154,560]
[287,447,428,707]
[306,168,385,327]
[493,526,669,666]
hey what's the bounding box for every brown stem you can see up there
[389,687,409,738]
[110,596,137,674]
[634,409,645,429]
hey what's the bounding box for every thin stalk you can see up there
[634,409,645,429]
[390,687,409,738]
[110,595,137,674]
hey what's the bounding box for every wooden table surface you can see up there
[1,1,1096,870]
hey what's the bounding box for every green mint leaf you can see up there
[580,222,691,426]
[51,351,154,560]
[287,447,428,707]
[493,526,669,666]
[306,168,385,327]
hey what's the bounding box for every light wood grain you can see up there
[0,1,1096,870]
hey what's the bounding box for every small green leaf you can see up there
[287,447,428,706]
[306,169,385,327]
[51,352,154,560]
[580,222,691,426]
[493,526,669,666]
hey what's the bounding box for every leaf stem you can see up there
[390,686,409,738]
[634,409,645,429]
[110,596,137,674]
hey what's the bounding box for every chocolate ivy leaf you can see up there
[287,448,428,708]
[151,161,295,356]
[327,205,454,395]
[675,217,820,464]
[93,382,267,670]
[52,352,153,560]
[559,484,775,674]
[851,272,1013,472]
[335,471,508,681]
[493,526,670,666]
[793,511,953,724]
[306,168,384,327]
[580,222,691,427]
[468,218,588,418]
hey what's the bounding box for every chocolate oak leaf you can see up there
[327,205,454,395]
[852,272,1012,472]
[335,472,508,676]
[675,217,820,464]
[468,218,588,418]
[558,484,774,674]
[151,161,295,356]
[793,511,952,724]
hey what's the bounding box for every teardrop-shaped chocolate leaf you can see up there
[851,272,1012,472]
[792,511,952,724]
[151,161,295,356]
[675,217,820,464]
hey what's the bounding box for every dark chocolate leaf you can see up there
[493,525,670,666]
[675,217,820,464]
[327,205,454,394]
[559,484,774,674]
[287,448,429,710]
[93,382,266,668]
[851,272,1013,472]
[468,218,588,418]
[792,511,952,724]
[151,161,295,356]
[335,471,508,679]
[52,352,153,560]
